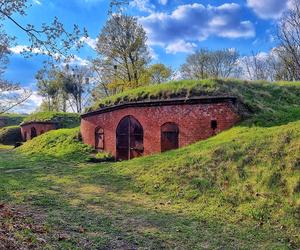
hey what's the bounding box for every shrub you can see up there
[0,126,22,145]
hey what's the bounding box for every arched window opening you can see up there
[116,116,144,160]
[161,122,179,152]
[95,127,104,150]
[31,127,37,139]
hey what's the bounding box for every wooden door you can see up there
[116,116,143,160]
[95,127,104,150]
[31,127,37,139]
[161,123,179,152]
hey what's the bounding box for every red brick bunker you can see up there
[20,121,58,141]
[81,97,240,161]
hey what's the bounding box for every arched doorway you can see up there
[95,127,104,150]
[31,127,37,139]
[161,122,179,152]
[116,116,144,160]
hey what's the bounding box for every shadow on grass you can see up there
[0,149,298,249]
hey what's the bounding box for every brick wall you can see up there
[81,102,239,158]
[20,123,57,141]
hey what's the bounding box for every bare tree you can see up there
[181,49,240,79]
[240,52,271,80]
[62,66,92,113]
[277,0,300,80]
[181,49,210,80]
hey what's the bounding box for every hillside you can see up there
[17,127,92,160]
[88,79,300,127]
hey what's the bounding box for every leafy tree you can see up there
[95,14,150,91]
[147,64,172,84]
[36,65,92,113]
[36,69,62,112]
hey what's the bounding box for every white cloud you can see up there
[80,36,98,50]
[140,3,255,54]
[166,40,197,54]
[2,90,43,114]
[9,45,42,54]
[247,0,290,19]
[159,0,168,5]
[67,55,90,66]
[33,0,42,5]
[130,0,155,13]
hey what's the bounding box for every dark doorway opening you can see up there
[161,122,179,152]
[95,127,104,150]
[211,120,217,130]
[24,132,27,141]
[30,127,37,139]
[116,116,144,161]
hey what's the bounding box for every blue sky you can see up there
[2,0,291,112]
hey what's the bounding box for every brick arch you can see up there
[116,115,144,161]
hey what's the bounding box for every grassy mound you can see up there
[22,112,80,128]
[0,114,27,128]
[89,79,300,127]
[0,126,22,145]
[110,120,300,245]
[17,128,93,160]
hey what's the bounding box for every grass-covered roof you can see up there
[88,79,300,127]
[22,112,80,128]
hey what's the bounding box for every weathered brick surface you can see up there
[20,123,57,141]
[81,102,239,158]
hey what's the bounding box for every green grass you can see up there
[0,113,27,127]
[22,112,80,128]
[17,127,93,161]
[89,79,300,127]
[0,120,299,249]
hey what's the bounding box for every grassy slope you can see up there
[17,127,93,161]
[23,112,80,128]
[0,121,299,248]
[0,79,299,248]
